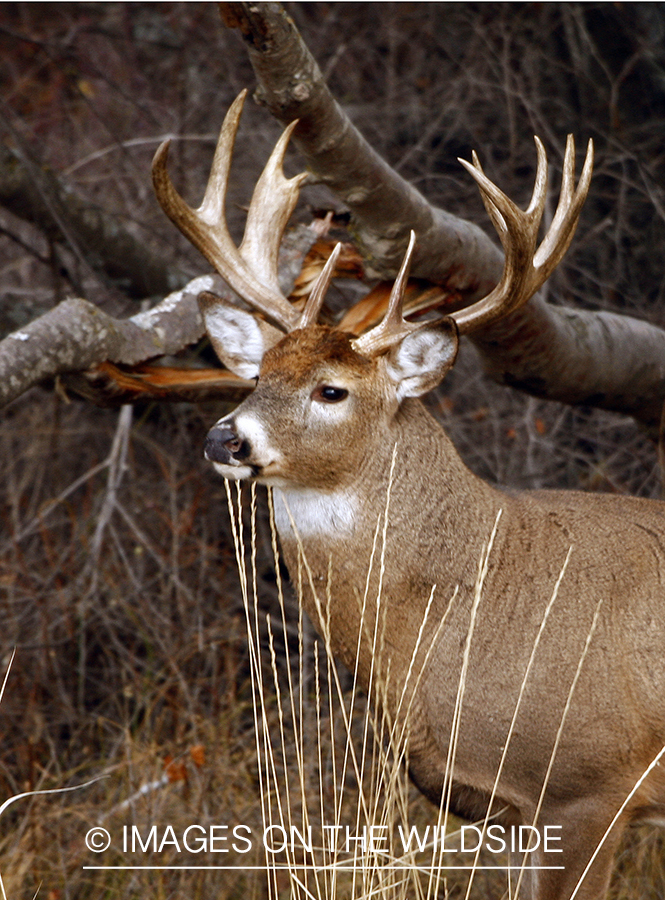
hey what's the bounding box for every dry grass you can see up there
[222,478,509,900]
[1,388,664,898]
[219,482,665,900]
[1,4,665,899]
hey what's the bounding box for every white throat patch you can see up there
[272,487,358,540]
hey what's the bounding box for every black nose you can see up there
[204,424,249,463]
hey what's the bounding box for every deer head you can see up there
[152,90,593,494]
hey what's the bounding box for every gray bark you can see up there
[2,3,665,434]
[0,275,212,408]
[0,142,186,301]
[221,1,665,435]
[0,223,316,407]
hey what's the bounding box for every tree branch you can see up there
[220,1,665,435]
[0,275,210,408]
[219,1,501,297]
[0,223,317,408]
[0,141,186,301]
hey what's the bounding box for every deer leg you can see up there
[524,806,627,900]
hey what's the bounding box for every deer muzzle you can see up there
[205,422,250,466]
[204,411,282,482]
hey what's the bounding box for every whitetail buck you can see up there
[152,91,665,900]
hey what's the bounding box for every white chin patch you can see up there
[211,462,254,481]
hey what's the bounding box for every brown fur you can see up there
[260,326,374,385]
[206,326,665,900]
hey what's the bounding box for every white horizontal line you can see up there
[83,865,565,871]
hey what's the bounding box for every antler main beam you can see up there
[152,90,304,332]
[154,89,592,356]
[451,135,593,335]
[343,137,592,357]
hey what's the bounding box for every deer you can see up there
[152,90,665,900]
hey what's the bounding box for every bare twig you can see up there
[220,2,665,435]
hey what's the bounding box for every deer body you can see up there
[152,91,665,899]
[205,324,665,899]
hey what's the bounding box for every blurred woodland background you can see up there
[1,3,665,898]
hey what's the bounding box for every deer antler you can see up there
[299,242,342,328]
[451,134,593,334]
[351,231,421,356]
[344,137,592,357]
[152,90,304,332]
[154,92,592,351]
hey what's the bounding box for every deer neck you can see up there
[273,399,498,535]
[271,399,503,676]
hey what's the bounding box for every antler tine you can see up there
[532,135,594,280]
[451,135,593,335]
[152,90,302,332]
[239,118,308,302]
[299,242,343,328]
[196,89,246,226]
[465,140,548,249]
[351,230,420,356]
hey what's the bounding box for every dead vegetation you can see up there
[1,3,665,898]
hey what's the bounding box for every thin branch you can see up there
[0,222,317,408]
[220,2,665,435]
[0,138,186,299]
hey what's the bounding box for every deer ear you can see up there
[198,292,281,380]
[385,319,459,400]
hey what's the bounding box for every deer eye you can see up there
[312,385,349,404]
